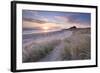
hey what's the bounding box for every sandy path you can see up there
[39,42,65,61]
[39,31,72,62]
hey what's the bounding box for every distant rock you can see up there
[68,26,77,29]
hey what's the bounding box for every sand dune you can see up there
[22,28,91,63]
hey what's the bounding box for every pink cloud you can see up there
[54,16,69,22]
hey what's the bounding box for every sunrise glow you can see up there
[42,26,50,30]
[23,10,91,29]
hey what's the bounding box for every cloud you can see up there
[22,19,62,29]
[40,18,49,22]
[23,18,46,24]
[54,15,90,28]
[23,10,90,29]
[54,16,69,22]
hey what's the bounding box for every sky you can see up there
[22,10,91,29]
